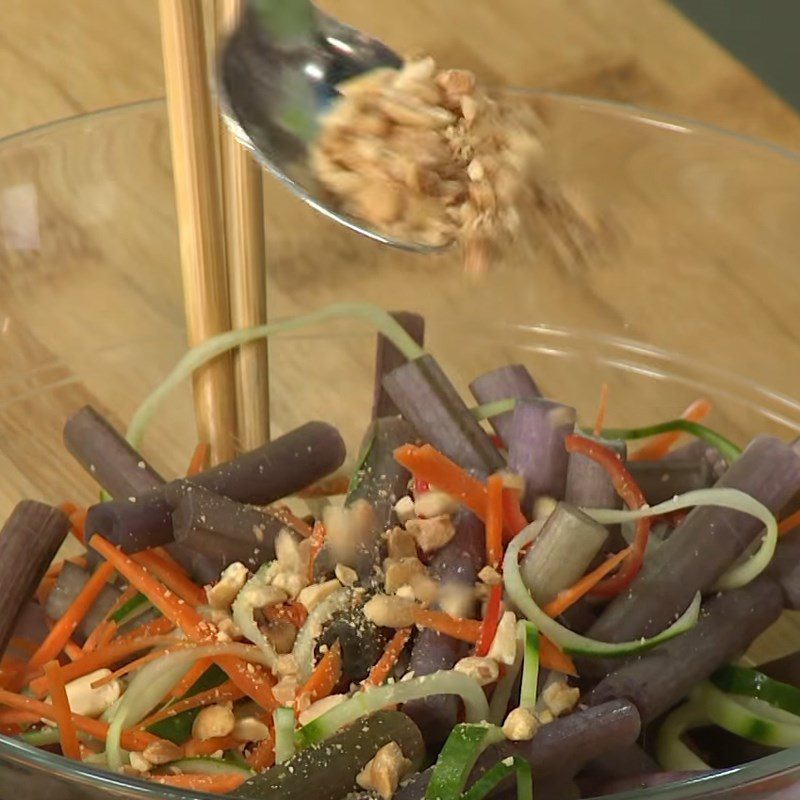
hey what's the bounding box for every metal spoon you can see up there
[218,0,442,253]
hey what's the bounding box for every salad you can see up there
[1,303,800,799]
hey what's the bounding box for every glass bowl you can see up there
[1,94,800,799]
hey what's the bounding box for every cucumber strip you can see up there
[655,702,711,771]
[292,588,351,683]
[711,665,800,717]
[470,399,517,423]
[126,304,425,448]
[583,487,777,591]
[274,707,296,764]
[462,756,533,800]
[167,756,254,777]
[518,621,540,710]
[488,627,524,725]
[692,682,800,747]
[424,723,504,800]
[503,525,701,657]
[109,592,149,624]
[296,670,489,747]
[20,726,68,747]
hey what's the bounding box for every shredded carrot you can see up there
[90,645,179,688]
[67,507,88,545]
[113,616,175,646]
[169,657,213,700]
[539,636,577,677]
[264,602,308,628]
[475,583,503,657]
[83,585,139,652]
[138,682,244,729]
[35,576,57,605]
[247,730,275,771]
[779,507,800,537]
[8,637,37,656]
[565,435,651,597]
[485,474,504,569]
[543,547,633,618]
[410,607,482,643]
[395,444,488,517]
[298,475,350,498]
[62,639,84,662]
[270,505,314,538]
[44,660,81,760]
[186,442,209,476]
[0,690,162,751]
[0,708,39,727]
[593,382,610,437]
[90,535,277,711]
[28,635,176,697]
[307,521,327,583]
[134,548,206,607]
[29,561,116,671]
[296,640,341,709]
[183,734,240,758]
[367,628,412,686]
[58,501,78,518]
[396,444,529,539]
[150,773,246,793]
[630,398,712,461]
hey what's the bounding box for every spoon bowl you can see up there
[218,1,446,253]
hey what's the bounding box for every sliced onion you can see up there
[231,564,280,671]
[292,588,351,683]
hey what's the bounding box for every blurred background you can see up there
[2,0,799,147]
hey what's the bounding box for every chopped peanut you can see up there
[142,739,183,765]
[335,563,358,586]
[363,594,416,628]
[356,741,412,800]
[324,499,376,568]
[128,751,152,773]
[272,674,299,707]
[45,669,120,720]
[503,707,539,741]
[477,565,503,586]
[206,562,248,609]
[439,582,476,619]
[413,490,459,519]
[386,527,418,559]
[454,656,499,686]
[384,557,427,594]
[395,585,416,601]
[392,496,416,525]
[297,579,342,613]
[542,681,580,717]
[487,611,517,665]
[232,716,271,743]
[405,515,456,554]
[192,703,235,741]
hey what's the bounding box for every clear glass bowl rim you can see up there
[1,92,800,799]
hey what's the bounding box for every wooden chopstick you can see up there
[158,0,237,464]
[215,0,271,451]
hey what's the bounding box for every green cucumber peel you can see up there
[424,723,504,800]
[462,756,533,800]
[655,702,711,771]
[296,670,489,747]
[273,706,296,764]
[126,303,426,448]
[110,592,149,624]
[711,665,800,717]
[166,757,254,777]
[518,621,540,710]
[692,681,800,748]
[583,487,777,591]
[504,523,701,657]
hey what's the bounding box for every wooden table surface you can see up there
[2,0,800,661]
